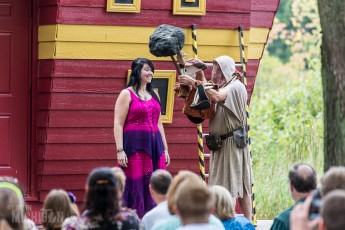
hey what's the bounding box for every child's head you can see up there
[0,177,25,230]
[166,170,203,214]
[174,180,212,224]
[150,169,172,195]
[42,189,76,229]
[111,166,126,193]
[209,185,235,220]
[85,167,120,222]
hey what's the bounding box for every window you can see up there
[107,0,141,13]
[173,0,206,16]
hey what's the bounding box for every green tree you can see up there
[318,0,345,171]
[251,0,324,218]
[268,0,321,65]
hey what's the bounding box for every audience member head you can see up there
[67,191,80,216]
[209,185,235,221]
[0,177,25,230]
[111,166,126,194]
[288,163,317,200]
[174,180,212,224]
[166,170,203,215]
[149,169,172,196]
[321,166,345,196]
[85,167,120,222]
[320,190,345,230]
[42,189,77,229]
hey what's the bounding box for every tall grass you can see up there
[250,55,323,219]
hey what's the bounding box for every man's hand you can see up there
[178,74,195,86]
[290,195,321,230]
[185,58,208,70]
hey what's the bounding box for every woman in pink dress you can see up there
[114,58,170,218]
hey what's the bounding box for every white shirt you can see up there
[177,223,221,230]
[142,200,171,230]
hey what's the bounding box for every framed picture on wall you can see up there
[173,0,206,16]
[127,70,176,123]
[107,0,141,13]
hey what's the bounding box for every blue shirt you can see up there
[222,216,255,230]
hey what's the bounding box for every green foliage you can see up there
[250,0,323,218]
[250,54,324,219]
[267,0,321,65]
[275,0,293,25]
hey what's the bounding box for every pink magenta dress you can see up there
[121,89,166,218]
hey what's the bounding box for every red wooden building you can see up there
[0,0,279,217]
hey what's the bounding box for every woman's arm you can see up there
[157,115,170,166]
[114,89,131,167]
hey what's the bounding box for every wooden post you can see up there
[238,26,257,226]
[191,24,206,183]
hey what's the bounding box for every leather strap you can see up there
[220,131,233,140]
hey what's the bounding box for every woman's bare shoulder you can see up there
[119,88,131,97]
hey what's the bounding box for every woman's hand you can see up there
[165,150,170,166]
[178,74,195,86]
[117,151,128,168]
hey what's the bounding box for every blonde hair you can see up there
[0,187,24,230]
[42,189,77,229]
[111,167,126,193]
[209,185,235,220]
[174,180,212,222]
[321,166,345,196]
[166,170,203,214]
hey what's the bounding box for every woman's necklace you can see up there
[138,90,149,100]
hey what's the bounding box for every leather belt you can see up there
[220,131,233,140]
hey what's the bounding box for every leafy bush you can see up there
[250,53,323,219]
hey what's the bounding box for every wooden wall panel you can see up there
[38,127,203,144]
[251,0,280,12]
[39,5,58,25]
[40,7,250,29]
[38,143,204,161]
[38,110,208,129]
[36,0,279,202]
[38,1,279,29]
[38,78,121,93]
[39,159,202,177]
[41,60,259,78]
[40,60,177,78]
[251,11,276,28]
[57,0,251,13]
[38,0,58,6]
[37,158,204,200]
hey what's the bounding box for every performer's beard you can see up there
[211,71,226,87]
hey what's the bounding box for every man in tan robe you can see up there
[178,55,253,220]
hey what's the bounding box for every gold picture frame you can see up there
[127,70,176,123]
[107,0,141,13]
[173,0,206,16]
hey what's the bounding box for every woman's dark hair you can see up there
[127,58,160,104]
[85,167,120,223]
